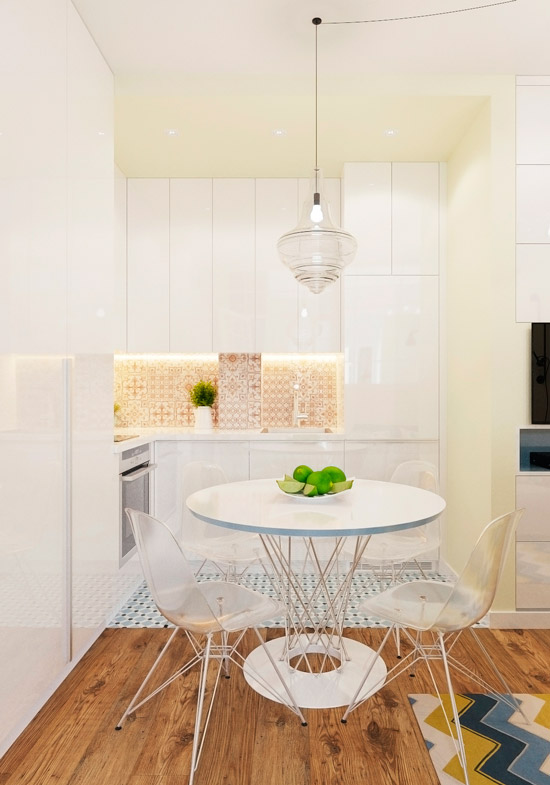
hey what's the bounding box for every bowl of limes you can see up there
[276,465,354,499]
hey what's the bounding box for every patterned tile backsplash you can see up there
[114,353,343,430]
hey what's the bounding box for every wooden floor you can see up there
[1,626,550,785]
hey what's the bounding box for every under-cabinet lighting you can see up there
[262,353,342,363]
[115,353,218,362]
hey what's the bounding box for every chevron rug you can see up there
[409,693,550,785]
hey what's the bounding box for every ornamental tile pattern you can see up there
[114,355,219,428]
[217,353,261,429]
[114,354,342,430]
[261,355,342,429]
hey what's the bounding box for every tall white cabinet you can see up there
[342,163,442,442]
[0,1,117,756]
[516,78,550,322]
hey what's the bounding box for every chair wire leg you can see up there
[341,624,395,722]
[115,627,179,730]
[394,625,402,658]
[467,628,530,724]
[438,632,470,784]
[252,627,308,726]
[189,634,213,785]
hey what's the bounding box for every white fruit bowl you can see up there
[276,479,354,501]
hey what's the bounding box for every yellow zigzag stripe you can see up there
[534,693,550,727]
[424,695,502,785]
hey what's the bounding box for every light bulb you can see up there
[310,192,323,223]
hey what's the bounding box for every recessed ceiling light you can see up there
[97,131,105,136]
[272,129,287,137]
[165,128,180,137]
[384,128,399,137]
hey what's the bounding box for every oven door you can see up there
[119,462,157,566]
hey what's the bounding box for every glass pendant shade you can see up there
[277,171,357,294]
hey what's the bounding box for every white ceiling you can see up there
[73,0,550,176]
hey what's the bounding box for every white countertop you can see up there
[113,427,346,452]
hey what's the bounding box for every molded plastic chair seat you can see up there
[360,460,440,571]
[116,509,306,785]
[363,579,455,630]
[341,509,526,785]
[168,579,283,634]
[180,461,265,577]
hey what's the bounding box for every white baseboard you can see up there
[489,610,550,628]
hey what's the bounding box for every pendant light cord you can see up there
[312,18,321,193]
[321,0,516,25]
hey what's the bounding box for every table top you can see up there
[186,478,446,537]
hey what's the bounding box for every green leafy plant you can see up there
[189,380,217,408]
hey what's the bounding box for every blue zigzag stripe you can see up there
[458,694,550,785]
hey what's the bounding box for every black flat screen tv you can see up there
[532,323,550,424]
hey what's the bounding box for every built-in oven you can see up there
[119,443,156,566]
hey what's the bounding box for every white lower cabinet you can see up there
[248,440,346,480]
[344,441,439,482]
[515,474,550,609]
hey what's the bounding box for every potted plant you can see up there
[189,380,217,432]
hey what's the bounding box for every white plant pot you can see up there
[194,406,213,432]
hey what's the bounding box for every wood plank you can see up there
[2,627,550,785]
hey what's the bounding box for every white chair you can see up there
[360,460,440,581]
[341,509,527,785]
[179,461,265,580]
[116,509,306,785]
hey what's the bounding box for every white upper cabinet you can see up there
[516,165,550,243]
[343,275,439,439]
[297,177,342,351]
[127,179,170,352]
[255,179,299,352]
[212,179,256,353]
[170,179,213,352]
[342,163,391,275]
[516,244,550,322]
[517,86,550,164]
[392,163,439,275]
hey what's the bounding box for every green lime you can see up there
[323,466,346,483]
[277,479,306,494]
[329,479,354,494]
[303,483,319,497]
[305,470,333,495]
[293,464,313,483]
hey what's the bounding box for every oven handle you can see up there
[120,463,157,482]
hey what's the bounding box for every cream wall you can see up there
[445,78,528,611]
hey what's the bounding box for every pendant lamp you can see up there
[277,18,357,294]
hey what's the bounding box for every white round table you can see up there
[187,478,446,709]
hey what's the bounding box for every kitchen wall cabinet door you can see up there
[392,163,440,275]
[516,244,550,322]
[342,163,392,275]
[516,165,550,244]
[114,167,127,352]
[297,178,342,352]
[170,179,213,352]
[517,86,550,164]
[212,180,255,352]
[343,275,439,440]
[255,179,299,352]
[127,179,170,352]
